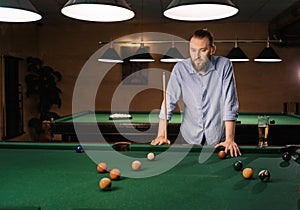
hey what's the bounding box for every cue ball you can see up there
[258,169,271,182]
[242,168,254,179]
[132,160,142,171]
[75,145,84,153]
[233,160,243,171]
[282,152,291,161]
[218,150,227,159]
[147,152,155,161]
[97,162,108,173]
[99,178,111,190]
[110,168,121,180]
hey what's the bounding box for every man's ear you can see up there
[211,45,216,55]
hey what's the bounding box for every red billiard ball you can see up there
[99,178,111,190]
[218,150,227,159]
[110,168,121,180]
[97,162,108,173]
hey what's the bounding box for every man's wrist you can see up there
[225,137,235,143]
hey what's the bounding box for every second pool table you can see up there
[50,111,300,145]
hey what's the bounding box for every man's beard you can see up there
[192,57,211,74]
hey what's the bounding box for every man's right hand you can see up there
[150,136,171,145]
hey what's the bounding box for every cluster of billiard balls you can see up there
[98,152,155,190]
[233,160,271,182]
[75,145,156,190]
[218,150,271,182]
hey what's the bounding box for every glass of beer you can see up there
[258,115,270,148]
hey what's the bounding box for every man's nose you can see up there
[196,51,202,59]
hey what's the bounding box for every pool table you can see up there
[0,142,299,210]
[50,111,300,145]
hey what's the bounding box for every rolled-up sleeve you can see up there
[222,60,239,121]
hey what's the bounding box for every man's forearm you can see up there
[225,120,236,142]
[157,118,168,138]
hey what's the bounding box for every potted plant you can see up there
[25,57,62,139]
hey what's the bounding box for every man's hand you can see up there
[151,136,171,145]
[215,140,241,157]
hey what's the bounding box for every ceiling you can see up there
[30,0,300,46]
[29,0,298,24]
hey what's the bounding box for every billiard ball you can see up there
[233,160,243,171]
[282,152,291,161]
[242,168,254,179]
[97,162,108,173]
[218,150,227,159]
[258,169,271,182]
[75,145,84,153]
[110,168,121,180]
[269,120,275,124]
[99,178,111,190]
[132,160,142,171]
[147,152,155,161]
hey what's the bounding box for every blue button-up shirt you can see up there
[159,56,239,145]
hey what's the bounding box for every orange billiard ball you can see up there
[99,178,111,190]
[242,168,254,179]
[97,162,108,173]
[218,150,227,159]
[110,168,121,180]
[132,160,142,171]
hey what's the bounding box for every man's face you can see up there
[189,37,216,73]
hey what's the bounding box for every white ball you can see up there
[147,152,155,161]
[132,160,142,171]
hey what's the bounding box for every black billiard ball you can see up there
[75,145,84,153]
[282,152,291,161]
[269,120,275,125]
[258,169,271,182]
[233,160,243,171]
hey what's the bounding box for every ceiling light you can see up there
[98,45,123,63]
[0,0,41,22]
[61,0,135,22]
[164,0,239,21]
[160,45,184,62]
[226,41,249,62]
[254,39,282,62]
[129,44,155,62]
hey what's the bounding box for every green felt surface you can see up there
[0,143,299,210]
[54,111,183,124]
[237,113,300,125]
[54,111,300,125]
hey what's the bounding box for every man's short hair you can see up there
[189,29,214,47]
